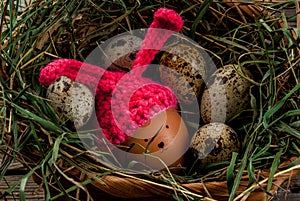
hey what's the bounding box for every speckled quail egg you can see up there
[46,76,94,128]
[189,122,240,169]
[201,64,253,123]
[101,35,142,71]
[159,43,208,105]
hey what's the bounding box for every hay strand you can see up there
[1,0,299,200]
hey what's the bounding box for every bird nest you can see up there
[0,0,300,200]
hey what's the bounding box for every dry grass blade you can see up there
[0,0,299,200]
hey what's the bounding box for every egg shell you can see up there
[189,122,240,169]
[102,35,142,71]
[159,43,207,105]
[201,64,252,123]
[46,76,94,128]
[120,109,189,170]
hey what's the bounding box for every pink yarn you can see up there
[132,8,183,70]
[39,8,183,144]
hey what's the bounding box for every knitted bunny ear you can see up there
[39,8,183,88]
[132,8,183,70]
[39,59,106,88]
[107,8,184,143]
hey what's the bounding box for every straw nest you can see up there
[0,0,299,200]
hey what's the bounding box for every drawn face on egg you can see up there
[120,109,189,170]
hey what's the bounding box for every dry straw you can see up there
[0,0,299,200]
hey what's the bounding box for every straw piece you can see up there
[52,156,300,200]
[297,1,300,31]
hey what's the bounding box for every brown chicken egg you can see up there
[101,35,142,71]
[189,122,240,170]
[120,109,189,170]
[159,43,208,105]
[46,76,94,128]
[201,64,253,123]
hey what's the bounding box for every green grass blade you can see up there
[190,0,213,39]
[275,121,300,139]
[9,100,63,133]
[266,149,282,201]
[19,175,28,201]
[229,137,254,201]
[263,83,300,128]
[227,152,238,194]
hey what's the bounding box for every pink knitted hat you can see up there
[39,8,184,144]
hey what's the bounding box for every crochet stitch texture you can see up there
[39,8,184,144]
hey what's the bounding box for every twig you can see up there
[0,1,9,51]
[295,1,300,56]
[233,164,300,201]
